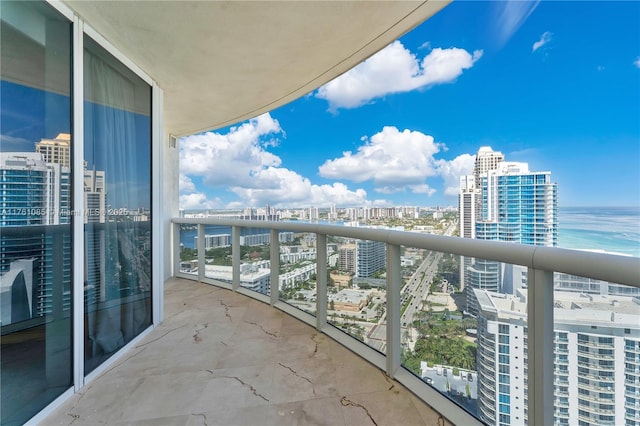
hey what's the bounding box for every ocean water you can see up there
[558,206,640,257]
[179,207,640,257]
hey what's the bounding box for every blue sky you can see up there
[179,1,640,210]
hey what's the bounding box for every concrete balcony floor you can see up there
[45,278,451,425]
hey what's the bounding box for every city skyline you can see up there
[179,1,640,210]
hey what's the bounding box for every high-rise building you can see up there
[329,203,337,221]
[459,147,504,306]
[309,206,319,221]
[462,156,558,315]
[35,133,71,168]
[84,164,106,223]
[194,234,231,249]
[356,239,386,278]
[0,152,71,321]
[458,175,477,239]
[473,146,504,188]
[479,162,557,246]
[475,288,640,426]
[338,244,357,274]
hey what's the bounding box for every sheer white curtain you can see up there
[84,46,148,363]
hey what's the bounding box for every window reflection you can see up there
[83,36,152,373]
[0,2,72,424]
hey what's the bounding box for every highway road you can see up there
[366,220,458,353]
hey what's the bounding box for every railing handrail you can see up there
[172,218,640,288]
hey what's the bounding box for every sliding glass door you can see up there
[83,35,152,374]
[1,2,155,422]
[0,2,72,424]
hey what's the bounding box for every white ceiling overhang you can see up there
[64,1,449,136]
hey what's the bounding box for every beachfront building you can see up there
[462,157,558,314]
[475,288,640,426]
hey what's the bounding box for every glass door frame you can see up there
[25,1,165,423]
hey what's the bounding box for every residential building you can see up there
[0,153,71,321]
[463,157,558,314]
[479,162,557,247]
[309,206,319,221]
[356,239,386,278]
[204,263,270,295]
[473,146,504,188]
[239,233,270,246]
[338,244,357,274]
[35,133,71,168]
[459,175,477,239]
[196,233,231,249]
[475,288,640,426]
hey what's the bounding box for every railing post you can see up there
[270,229,279,305]
[173,222,181,276]
[386,243,401,376]
[527,267,554,426]
[232,226,240,291]
[316,233,327,330]
[197,224,205,282]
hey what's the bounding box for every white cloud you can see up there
[319,126,476,199]
[494,1,540,47]
[371,199,394,207]
[532,31,552,52]
[180,112,368,208]
[180,113,283,188]
[179,174,196,193]
[435,153,476,196]
[409,184,437,196]
[180,114,478,208]
[316,41,483,110]
[179,192,220,210]
[230,169,368,208]
[319,126,442,190]
[634,57,640,68]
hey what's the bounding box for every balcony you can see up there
[166,217,638,426]
[44,277,450,425]
[4,2,638,425]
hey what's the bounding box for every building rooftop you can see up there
[44,278,449,425]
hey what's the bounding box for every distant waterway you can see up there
[178,220,344,249]
[178,208,639,258]
[179,225,267,249]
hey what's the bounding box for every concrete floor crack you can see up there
[193,323,209,343]
[310,333,320,357]
[66,413,80,425]
[244,320,278,338]
[136,324,188,348]
[192,413,208,426]
[340,396,378,426]
[278,362,317,396]
[221,375,269,402]
[219,300,233,321]
[380,371,398,393]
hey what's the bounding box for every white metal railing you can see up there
[172,218,640,426]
